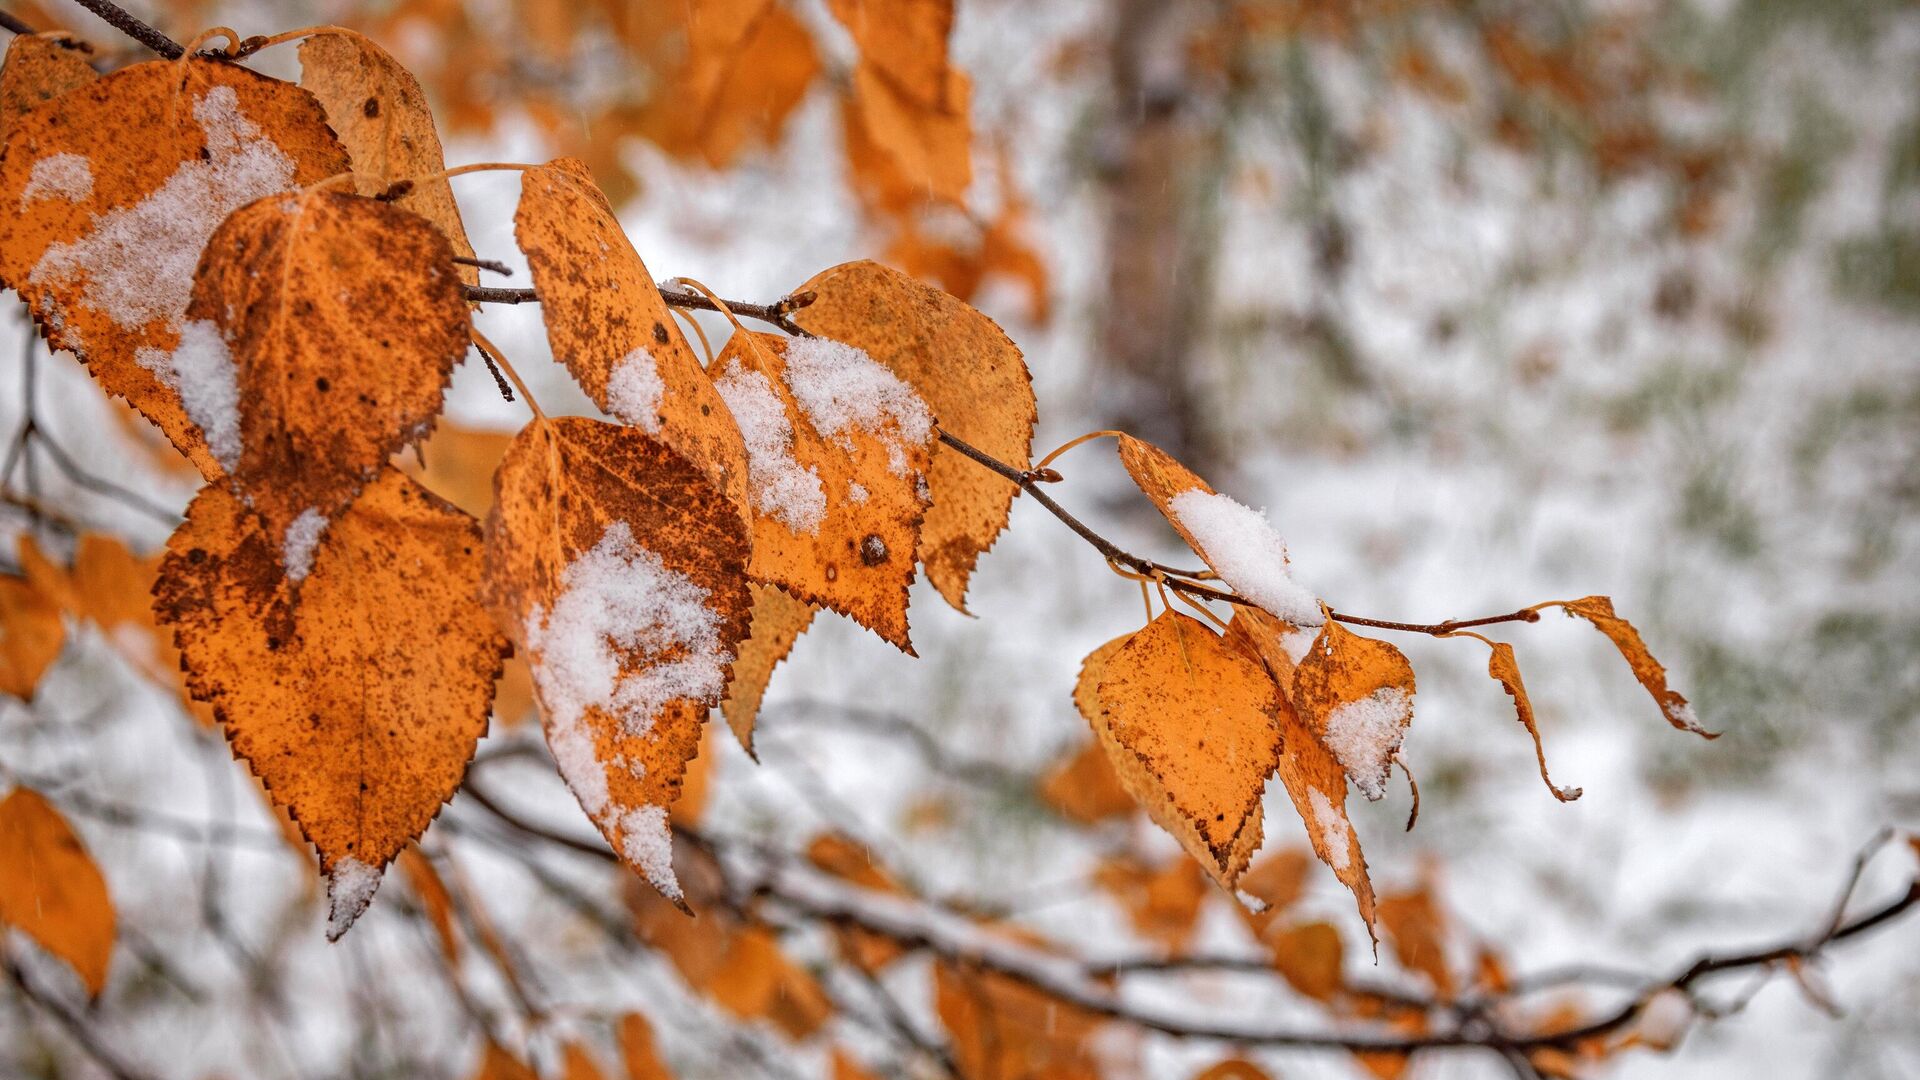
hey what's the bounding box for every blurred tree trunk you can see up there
[1096,0,1233,476]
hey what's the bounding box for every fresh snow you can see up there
[1322,686,1413,801]
[714,361,826,533]
[782,336,933,476]
[281,509,328,583]
[1169,489,1323,627]
[606,347,665,433]
[136,319,242,472]
[617,804,681,903]
[30,86,297,333]
[21,153,93,206]
[325,857,381,941]
[1307,789,1351,872]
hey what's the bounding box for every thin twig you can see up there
[68,0,182,57]
[4,951,156,1080]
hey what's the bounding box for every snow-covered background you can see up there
[4,0,1918,1076]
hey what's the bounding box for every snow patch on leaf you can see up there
[606,347,665,434]
[616,804,680,903]
[135,319,242,472]
[1169,489,1322,627]
[281,508,329,583]
[21,153,93,206]
[1307,789,1351,872]
[325,856,382,941]
[782,335,933,478]
[715,361,826,533]
[1322,686,1412,801]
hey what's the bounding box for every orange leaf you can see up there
[825,0,954,111]
[791,260,1036,611]
[935,962,1102,1080]
[1270,921,1344,1001]
[702,925,836,1038]
[396,846,460,966]
[469,1041,538,1080]
[297,30,478,285]
[0,34,96,135]
[0,58,350,477]
[0,787,113,995]
[846,63,972,206]
[561,1043,610,1080]
[1290,621,1416,802]
[155,469,507,938]
[513,158,750,516]
[1192,1059,1274,1080]
[1378,885,1454,999]
[1226,609,1377,935]
[1484,641,1581,801]
[831,1047,882,1080]
[1118,434,1323,628]
[718,583,816,755]
[618,1012,675,1080]
[187,189,468,548]
[712,330,935,651]
[807,832,907,969]
[1554,596,1713,737]
[485,417,752,904]
[1095,853,1210,953]
[1037,738,1135,824]
[1093,610,1280,887]
[0,566,64,699]
[644,3,820,167]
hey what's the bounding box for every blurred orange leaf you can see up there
[0,787,113,995]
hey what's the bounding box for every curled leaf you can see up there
[0,787,114,995]
[1553,595,1713,738]
[1485,641,1581,801]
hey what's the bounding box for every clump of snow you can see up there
[136,319,242,472]
[714,361,826,533]
[325,857,382,941]
[281,509,329,583]
[1307,789,1351,872]
[782,336,933,477]
[30,86,297,333]
[606,347,665,434]
[1322,687,1413,801]
[617,804,681,903]
[1281,625,1318,665]
[847,481,868,504]
[21,153,93,206]
[1169,489,1322,627]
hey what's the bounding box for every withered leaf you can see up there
[188,189,468,550]
[155,469,506,939]
[845,63,971,205]
[825,0,954,111]
[0,787,114,995]
[297,29,478,285]
[0,566,64,699]
[1037,738,1136,824]
[0,58,349,477]
[486,417,752,904]
[619,1012,675,1080]
[792,260,1035,611]
[513,157,749,515]
[1553,595,1713,738]
[935,962,1102,1080]
[0,34,96,136]
[711,330,934,652]
[1094,853,1210,953]
[718,583,816,755]
[1484,641,1581,801]
[1093,611,1280,887]
[470,1042,539,1080]
[1290,620,1417,803]
[644,3,820,168]
[1378,885,1455,999]
[1271,921,1345,1002]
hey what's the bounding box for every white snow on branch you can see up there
[1322,687,1413,801]
[782,336,933,477]
[714,361,826,533]
[606,347,665,434]
[21,153,93,206]
[1169,489,1323,627]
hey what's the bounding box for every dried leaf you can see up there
[792,260,1035,611]
[409,422,514,519]
[514,157,749,515]
[1378,885,1454,999]
[0,34,96,135]
[718,583,816,755]
[1270,921,1344,1001]
[0,787,113,995]
[807,832,908,969]
[1237,848,1313,918]
[0,568,64,699]
[846,63,971,205]
[1095,853,1210,952]
[712,331,934,651]
[826,0,954,110]
[1226,610,1377,935]
[618,1012,675,1080]
[1290,621,1416,802]
[1093,610,1280,887]
[1037,738,1136,824]
[1485,641,1581,801]
[647,3,820,167]
[188,189,468,546]
[470,1042,538,1080]
[1118,435,1322,627]
[0,58,349,476]
[155,469,507,939]
[297,30,477,285]
[486,417,752,904]
[936,962,1102,1080]
[1554,596,1713,737]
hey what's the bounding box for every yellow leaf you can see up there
[1554,595,1713,737]
[0,58,350,477]
[1093,610,1280,887]
[297,30,478,285]
[665,4,820,168]
[189,189,469,547]
[513,157,749,516]
[718,583,816,756]
[712,331,935,652]
[485,417,752,904]
[791,260,1036,611]
[1290,620,1416,802]
[825,0,954,111]
[0,34,96,136]
[154,469,507,938]
[0,567,64,699]
[1485,641,1581,801]
[0,787,114,995]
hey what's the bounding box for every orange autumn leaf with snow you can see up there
[1092,610,1280,888]
[0,787,114,995]
[155,469,506,938]
[1550,595,1714,738]
[1482,640,1581,801]
[711,330,934,651]
[1291,620,1417,803]
[0,57,349,478]
[486,417,751,903]
[188,188,469,546]
[793,260,1036,611]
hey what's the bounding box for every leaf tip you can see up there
[325,856,384,941]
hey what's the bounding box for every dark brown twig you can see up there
[68,0,181,58]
